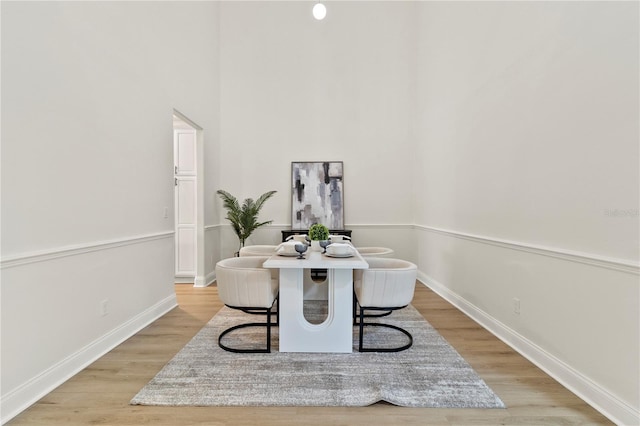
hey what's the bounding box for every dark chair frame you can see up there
[218,297,279,353]
[353,298,413,353]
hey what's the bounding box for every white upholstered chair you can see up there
[239,245,278,257]
[285,234,309,244]
[353,257,417,352]
[329,234,351,242]
[239,244,325,300]
[215,256,279,353]
[355,247,394,257]
[239,245,280,282]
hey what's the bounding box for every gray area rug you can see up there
[131,302,505,408]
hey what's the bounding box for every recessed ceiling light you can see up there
[313,3,327,20]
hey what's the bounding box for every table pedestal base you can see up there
[278,268,353,353]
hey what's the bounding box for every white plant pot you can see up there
[310,240,323,252]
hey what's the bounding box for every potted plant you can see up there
[216,189,277,255]
[308,223,329,252]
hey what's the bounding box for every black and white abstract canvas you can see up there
[291,161,344,230]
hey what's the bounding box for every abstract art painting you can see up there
[291,161,344,230]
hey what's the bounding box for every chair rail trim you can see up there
[1,231,174,269]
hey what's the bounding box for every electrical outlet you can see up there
[513,298,520,315]
[163,207,169,219]
[100,299,109,317]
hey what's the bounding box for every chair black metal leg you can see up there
[219,322,271,353]
[353,291,358,325]
[239,307,278,318]
[359,304,365,350]
[218,304,277,353]
[364,310,393,318]
[266,305,271,352]
[352,291,392,321]
[353,291,392,324]
[356,305,413,353]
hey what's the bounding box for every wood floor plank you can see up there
[6,283,613,425]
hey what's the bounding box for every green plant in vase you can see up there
[216,189,277,255]
[308,223,329,252]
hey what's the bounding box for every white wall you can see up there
[1,2,220,422]
[217,1,417,260]
[2,1,638,425]
[414,2,639,424]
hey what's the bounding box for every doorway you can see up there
[172,111,205,287]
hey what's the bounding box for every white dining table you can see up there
[263,249,369,353]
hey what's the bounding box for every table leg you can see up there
[279,268,353,353]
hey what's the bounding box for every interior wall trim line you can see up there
[1,231,174,269]
[416,224,639,275]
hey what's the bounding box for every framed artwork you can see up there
[291,161,344,230]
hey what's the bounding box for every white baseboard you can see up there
[0,294,177,425]
[198,270,216,287]
[175,273,212,287]
[417,271,639,426]
[185,273,213,287]
[173,273,213,288]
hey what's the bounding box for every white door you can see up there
[174,128,197,279]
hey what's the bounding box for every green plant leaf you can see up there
[216,189,277,250]
[309,223,329,240]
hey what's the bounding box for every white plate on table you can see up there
[325,253,354,258]
[278,252,301,257]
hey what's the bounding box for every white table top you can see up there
[263,249,369,270]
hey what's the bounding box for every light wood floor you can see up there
[8,284,612,425]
